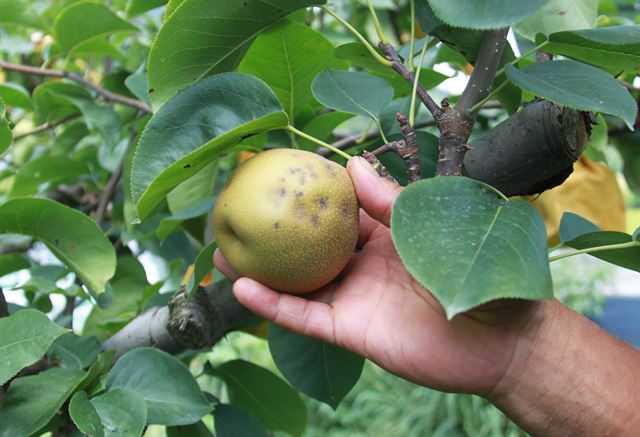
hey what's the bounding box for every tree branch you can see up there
[0,61,151,113]
[0,288,8,318]
[379,42,442,118]
[13,114,81,140]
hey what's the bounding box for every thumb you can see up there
[347,156,403,227]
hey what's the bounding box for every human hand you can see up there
[214,157,550,396]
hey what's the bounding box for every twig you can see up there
[361,150,397,182]
[0,60,151,113]
[396,113,421,183]
[0,288,8,318]
[380,42,442,119]
[13,114,81,140]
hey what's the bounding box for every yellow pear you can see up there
[213,149,359,294]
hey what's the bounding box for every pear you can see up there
[213,149,359,294]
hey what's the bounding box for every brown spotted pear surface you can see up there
[213,149,359,294]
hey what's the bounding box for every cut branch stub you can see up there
[464,100,591,196]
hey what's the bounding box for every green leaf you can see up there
[69,391,105,437]
[515,0,598,40]
[0,83,33,110]
[0,198,116,301]
[0,0,44,29]
[92,388,147,437]
[334,42,390,73]
[239,19,345,119]
[131,73,288,220]
[378,132,440,184]
[167,160,218,215]
[505,61,638,129]
[213,404,268,437]
[187,240,217,295]
[544,26,640,73]
[107,348,211,425]
[583,114,608,162]
[127,0,167,17]
[51,120,89,156]
[0,118,11,156]
[297,111,352,152]
[76,351,115,392]
[562,231,640,272]
[312,69,393,119]
[0,367,85,437]
[268,324,364,409]
[214,359,307,437]
[0,253,30,277]
[54,1,138,53]
[427,0,548,30]
[9,155,88,197]
[391,177,553,318]
[559,212,601,243]
[147,0,326,109]
[157,197,214,241]
[50,332,101,370]
[0,309,68,385]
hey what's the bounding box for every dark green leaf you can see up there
[107,348,210,425]
[391,177,553,318]
[157,197,214,241]
[214,359,307,437]
[311,69,393,119]
[0,253,29,277]
[127,0,167,17]
[334,42,390,73]
[559,212,601,243]
[562,232,640,272]
[0,368,85,437]
[545,26,640,73]
[515,0,598,40]
[147,0,325,108]
[92,388,147,437]
[632,228,639,242]
[0,309,68,385]
[50,332,101,370]
[268,324,364,409]
[69,391,104,437]
[167,421,213,437]
[0,118,11,155]
[76,351,115,392]
[131,73,288,220]
[0,198,116,301]
[214,404,268,437]
[297,111,352,152]
[9,155,88,197]
[427,0,548,30]
[187,240,217,295]
[239,19,345,118]
[54,1,137,53]
[505,61,637,129]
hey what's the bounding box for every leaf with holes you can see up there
[391,177,553,318]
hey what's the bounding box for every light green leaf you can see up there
[0,367,85,437]
[131,73,288,220]
[268,324,364,409]
[147,0,325,109]
[544,25,640,73]
[107,348,210,425]
[213,359,307,437]
[427,0,548,30]
[515,0,598,40]
[0,198,116,301]
[505,61,637,129]
[54,1,137,53]
[92,388,147,437]
[0,309,68,385]
[311,69,393,119]
[167,160,218,215]
[0,119,11,156]
[391,177,553,318]
[69,391,105,437]
[0,83,33,110]
[334,42,390,73]
[127,0,167,17]
[214,404,268,437]
[0,0,44,29]
[239,19,345,118]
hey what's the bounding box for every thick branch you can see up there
[0,61,151,113]
[456,28,509,112]
[379,42,442,118]
[103,280,258,358]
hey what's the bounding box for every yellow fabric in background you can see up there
[529,157,626,245]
